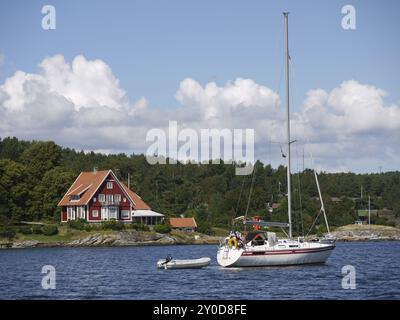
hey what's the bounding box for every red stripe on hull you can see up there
[242,246,335,256]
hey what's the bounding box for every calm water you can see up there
[0,241,399,299]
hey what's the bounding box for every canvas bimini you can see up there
[217,13,336,268]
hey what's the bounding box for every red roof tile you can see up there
[120,182,151,210]
[170,217,197,228]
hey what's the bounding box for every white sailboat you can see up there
[217,13,336,268]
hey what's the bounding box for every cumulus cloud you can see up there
[289,80,400,171]
[0,54,399,172]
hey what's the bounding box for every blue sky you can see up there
[1,0,399,109]
[0,0,399,173]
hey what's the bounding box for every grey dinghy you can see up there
[157,257,211,269]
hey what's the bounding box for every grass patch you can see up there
[17,233,71,243]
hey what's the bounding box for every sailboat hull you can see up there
[217,243,335,267]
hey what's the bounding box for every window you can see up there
[77,206,85,219]
[71,195,80,201]
[121,210,130,219]
[115,194,121,202]
[93,197,97,203]
[109,207,118,220]
[123,197,126,203]
[67,207,75,220]
[101,207,108,220]
[98,194,105,202]
[106,194,113,203]
[107,182,113,189]
[92,210,99,218]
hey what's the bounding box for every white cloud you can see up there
[0,54,399,173]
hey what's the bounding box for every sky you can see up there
[0,0,399,173]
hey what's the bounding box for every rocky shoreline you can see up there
[2,224,400,249]
[3,230,222,249]
[327,225,400,241]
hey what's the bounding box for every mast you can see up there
[314,170,330,234]
[368,195,371,225]
[284,12,292,238]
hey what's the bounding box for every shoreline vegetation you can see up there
[1,137,400,249]
[1,224,400,249]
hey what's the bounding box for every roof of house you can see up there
[120,182,151,210]
[58,170,110,206]
[132,209,165,217]
[58,170,151,210]
[169,217,197,228]
[357,209,378,217]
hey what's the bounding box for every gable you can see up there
[58,170,152,210]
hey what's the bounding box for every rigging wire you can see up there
[296,146,305,236]
[230,174,247,227]
[306,209,322,237]
[244,164,257,220]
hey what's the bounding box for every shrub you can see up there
[154,223,171,234]
[197,221,215,235]
[375,217,395,227]
[84,224,93,232]
[0,227,16,239]
[129,223,150,231]
[32,225,43,234]
[101,220,125,230]
[67,219,88,230]
[42,225,59,236]
[18,226,33,235]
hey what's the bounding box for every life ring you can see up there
[229,237,238,249]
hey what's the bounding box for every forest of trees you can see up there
[0,136,399,235]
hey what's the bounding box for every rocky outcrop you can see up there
[11,240,41,248]
[327,225,400,241]
[64,231,180,247]
[5,230,221,249]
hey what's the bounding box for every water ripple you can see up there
[0,242,399,299]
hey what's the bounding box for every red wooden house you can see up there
[58,170,164,225]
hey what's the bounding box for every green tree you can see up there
[20,141,62,180]
[0,159,31,222]
[30,167,76,220]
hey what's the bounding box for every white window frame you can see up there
[109,206,118,220]
[107,182,113,189]
[101,207,108,220]
[67,207,75,220]
[92,210,99,218]
[106,194,113,203]
[115,194,121,202]
[98,194,105,202]
[76,206,85,219]
[121,210,130,219]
